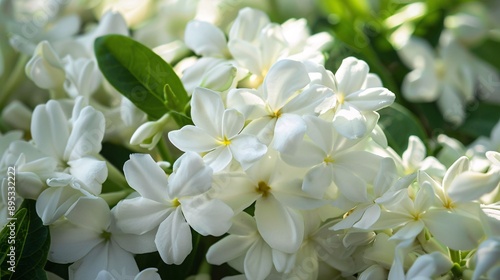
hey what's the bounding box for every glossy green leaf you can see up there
[459,102,500,138]
[0,199,50,280]
[94,35,190,122]
[378,103,428,155]
[471,39,500,72]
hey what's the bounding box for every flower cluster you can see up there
[0,1,499,280]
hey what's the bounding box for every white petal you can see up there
[244,239,273,280]
[255,195,304,253]
[302,164,333,198]
[226,89,267,120]
[155,208,192,265]
[259,24,287,71]
[31,100,69,160]
[414,182,437,213]
[77,11,128,52]
[114,197,172,235]
[355,204,382,229]
[397,36,435,69]
[263,60,309,110]
[168,152,213,198]
[105,240,140,279]
[49,220,102,263]
[436,83,466,125]
[448,171,500,202]
[230,134,267,169]
[36,187,84,225]
[442,156,469,192]
[203,146,233,172]
[168,126,218,153]
[282,85,333,115]
[332,106,367,139]
[402,67,439,102]
[136,268,161,280]
[65,197,110,231]
[69,241,138,280]
[222,109,245,139]
[390,220,425,241]
[181,196,233,236]
[303,116,334,153]
[273,114,307,154]
[473,238,500,280]
[336,57,369,94]
[423,209,484,250]
[331,167,369,203]
[206,235,254,265]
[191,87,225,136]
[280,140,325,168]
[228,39,262,75]
[68,157,107,195]
[406,252,453,279]
[346,87,395,111]
[402,135,426,170]
[273,179,327,210]
[212,175,260,214]
[184,21,227,57]
[358,265,387,280]
[64,106,105,160]
[112,224,157,255]
[229,8,270,42]
[242,117,276,146]
[123,154,170,202]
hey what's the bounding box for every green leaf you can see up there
[471,39,500,71]
[0,199,50,280]
[94,34,190,122]
[459,102,500,138]
[378,103,428,155]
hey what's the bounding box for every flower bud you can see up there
[200,63,237,92]
[130,113,171,150]
[25,41,65,90]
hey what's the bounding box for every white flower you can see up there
[212,150,324,254]
[227,59,332,154]
[400,135,446,177]
[168,88,267,172]
[49,197,154,280]
[113,152,233,264]
[206,212,293,280]
[96,268,161,280]
[4,98,107,224]
[331,158,408,230]
[282,115,383,200]
[319,57,395,139]
[394,32,474,125]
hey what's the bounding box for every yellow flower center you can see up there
[218,136,231,146]
[337,93,345,105]
[256,181,271,197]
[172,198,181,207]
[324,155,335,164]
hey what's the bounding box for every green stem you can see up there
[0,54,28,109]
[49,85,68,100]
[96,154,129,191]
[100,189,134,207]
[449,249,461,264]
[197,259,211,275]
[156,138,173,163]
